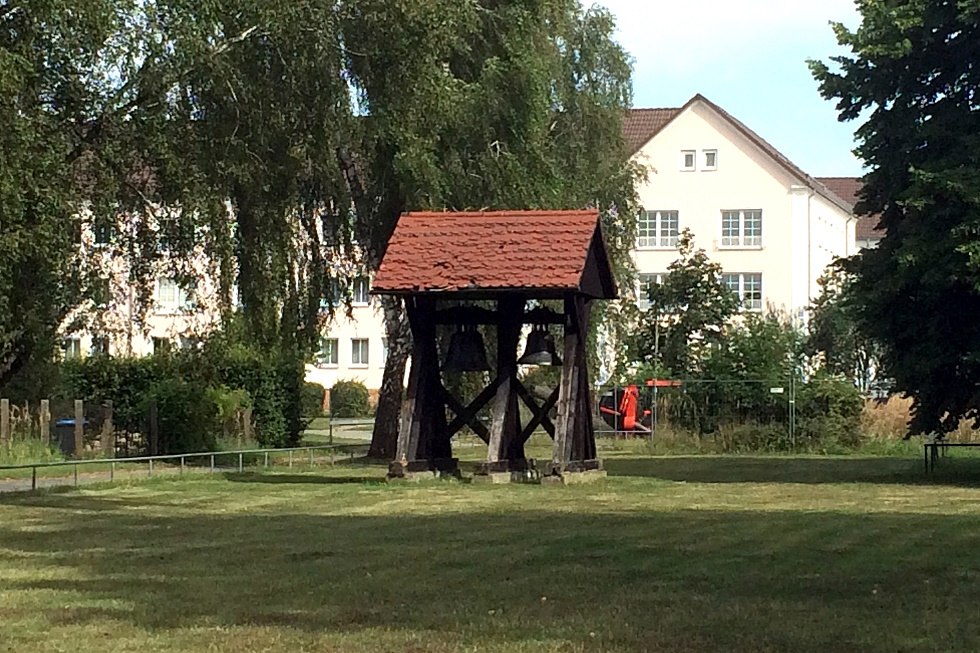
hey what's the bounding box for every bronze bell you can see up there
[518,325,562,366]
[443,326,491,372]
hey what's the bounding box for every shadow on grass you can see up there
[605,455,980,487]
[223,471,386,485]
[2,491,980,652]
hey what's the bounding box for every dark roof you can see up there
[626,95,854,215]
[372,210,617,298]
[623,108,681,155]
[817,177,884,241]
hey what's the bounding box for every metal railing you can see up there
[0,442,370,492]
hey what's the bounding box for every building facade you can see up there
[625,95,857,319]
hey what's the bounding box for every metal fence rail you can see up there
[0,442,370,492]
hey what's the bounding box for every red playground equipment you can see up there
[597,379,683,434]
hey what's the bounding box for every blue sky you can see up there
[599,0,864,177]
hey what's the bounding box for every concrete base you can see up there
[470,471,514,484]
[541,469,607,486]
[386,469,462,482]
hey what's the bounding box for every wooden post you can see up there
[242,406,254,443]
[0,398,9,445]
[101,400,114,455]
[486,295,524,467]
[39,399,50,445]
[73,399,84,457]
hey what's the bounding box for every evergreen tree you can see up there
[811,0,980,434]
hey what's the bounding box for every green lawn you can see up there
[2,452,980,652]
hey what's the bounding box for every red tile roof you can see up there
[623,108,681,155]
[372,210,611,296]
[816,176,884,241]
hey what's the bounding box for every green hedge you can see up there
[60,342,305,452]
[330,379,370,418]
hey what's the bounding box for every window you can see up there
[317,338,339,366]
[352,276,370,305]
[380,338,389,366]
[64,338,82,360]
[637,210,679,248]
[703,149,718,170]
[90,336,110,357]
[721,210,763,247]
[179,336,199,351]
[93,218,114,245]
[722,273,763,311]
[351,338,369,366]
[636,273,664,311]
[152,337,171,354]
[680,150,696,171]
[91,278,111,307]
[156,278,190,311]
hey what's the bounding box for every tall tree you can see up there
[811,0,980,434]
[632,230,739,377]
[0,0,169,393]
[341,0,640,457]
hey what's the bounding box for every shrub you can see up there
[144,377,217,454]
[301,382,326,417]
[795,371,864,448]
[330,379,370,418]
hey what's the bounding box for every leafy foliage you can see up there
[329,380,371,419]
[806,265,884,393]
[811,1,980,434]
[301,383,326,418]
[632,230,740,376]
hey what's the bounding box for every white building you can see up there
[624,94,857,318]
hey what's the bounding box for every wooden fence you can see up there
[0,398,119,458]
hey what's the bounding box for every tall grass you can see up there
[862,395,977,442]
[0,438,65,465]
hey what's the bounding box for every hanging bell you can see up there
[443,325,491,372]
[518,325,562,366]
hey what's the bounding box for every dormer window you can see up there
[680,150,696,171]
[703,149,718,170]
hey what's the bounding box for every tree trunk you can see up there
[368,295,411,459]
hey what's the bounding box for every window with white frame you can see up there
[637,210,679,248]
[722,273,763,311]
[156,278,190,311]
[352,276,370,305]
[351,338,369,366]
[703,149,718,170]
[90,336,110,357]
[64,338,82,360]
[317,337,339,366]
[721,209,763,247]
[680,150,696,171]
[636,273,664,311]
[152,337,171,354]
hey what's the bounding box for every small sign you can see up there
[769,387,785,394]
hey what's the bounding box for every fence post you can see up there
[148,400,159,456]
[101,400,114,456]
[39,399,50,445]
[0,398,9,445]
[243,407,253,443]
[73,399,84,458]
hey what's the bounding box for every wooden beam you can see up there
[518,383,560,443]
[443,375,503,440]
[441,385,491,444]
[513,379,557,439]
[487,296,525,463]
